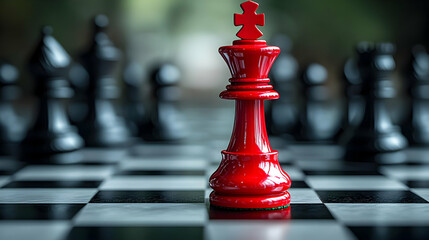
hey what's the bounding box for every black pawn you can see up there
[345,42,408,164]
[266,35,299,140]
[21,27,83,163]
[68,63,90,124]
[337,58,365,143]
[78,15,130,147]
[402,46,429,145]
[123,62,145,136]
[139,63,185,142]
[0,61,24,155]
[343,58,364,127]
[296,63,341,142]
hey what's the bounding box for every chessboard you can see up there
[0,106,429,240]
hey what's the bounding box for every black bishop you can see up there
[78,15,130,147]
[21,27,83,163]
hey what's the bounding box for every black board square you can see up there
[349,226,429,240]
[90,191,205,203]
[3,180,102,188]
[67,226,203,240]
[0,204,84,220]
[316,190,428,203]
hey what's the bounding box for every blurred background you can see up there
[1,0,429,103]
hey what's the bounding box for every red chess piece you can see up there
[209,1,291,210]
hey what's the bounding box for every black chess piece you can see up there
[0,61,25,155]
[266,35,299,140]
[336,58,365,143]
[295,63,341,142]
[402,45,429,145]
[345,42,408,164]
[343,58,364,127]
[139,63,185,142]
[68,63,90,124]
[78,15,130,147]
[123,61,145,136]
[21,27,84,163]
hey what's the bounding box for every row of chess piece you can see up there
[266,35,429,164]
[0,15,185,163]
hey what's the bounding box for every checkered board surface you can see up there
[1,106,429,240]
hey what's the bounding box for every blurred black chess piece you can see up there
[402,45,429,145]
[123,61,145,136]
[139,63,185,142]
[68,63,89,124]
[345,42,408,164]
[266,35,299,140]
[78,15,130,147]
[20,27,84,163]
[337,58,364,143]
[295,63,341,142]
[0,61,25,155]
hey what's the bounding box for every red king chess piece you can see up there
[209,1,291,210]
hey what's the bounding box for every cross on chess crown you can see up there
[234,1,265,40]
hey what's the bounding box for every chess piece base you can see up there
[405,128,429,146]
[210,151,291,209]
[20,128,83,164]
[346,127,408,153]
[345,127,408,164]
[139,116,185,142]
[209,191,290,210]
[0,142,18,156]
[79,122,130,147]
[21,128,83,154]
[20,151,83,164]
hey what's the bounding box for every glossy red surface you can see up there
[234,1,265,40]
[219,40,280,101]
[209,4,291,209]
[219,41,280,79]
